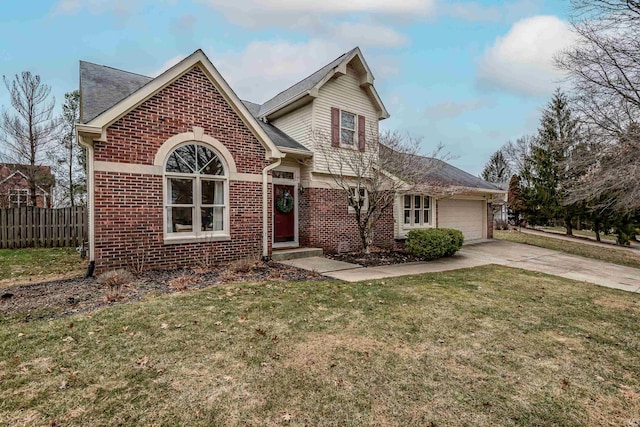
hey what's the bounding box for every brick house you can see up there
[0,164,54,208]
[77,48,502,272]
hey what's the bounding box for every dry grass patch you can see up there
[1,266,640,426]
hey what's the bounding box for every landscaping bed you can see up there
[0,261,322,323]
[326,249,424,267]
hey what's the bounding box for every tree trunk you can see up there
[565,216,573,236]
[594,219,601,242]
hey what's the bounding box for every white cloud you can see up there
[477,15,577,96]
[425,99,490,118]
[152,54,188,77]
[329,22,407,48]
[440,0,540,23]
[202,0,434,14]
[211,39,346,103]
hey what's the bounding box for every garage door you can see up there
[438,199,485,241]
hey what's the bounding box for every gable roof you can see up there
[0,164,55,190]
[257,47,390,120]
[80,61,152,124]
[78,50,284,159]
[258,49,356,117]
[242,101,309,153]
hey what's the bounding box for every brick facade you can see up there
[92,66,271,272]
[299,187,394,253]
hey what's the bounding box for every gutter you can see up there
[261,157,282,261]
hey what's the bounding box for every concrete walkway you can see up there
[279,240,640,293]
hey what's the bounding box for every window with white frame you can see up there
[8,189,29,207]
[165,143,228,237]
[403,195,432,227]
[340,110,356,145]
[348,187,368,212]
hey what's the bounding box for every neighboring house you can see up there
[0,164,54,208]
[77,48,503,272]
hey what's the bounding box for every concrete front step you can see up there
[271,247,323,261]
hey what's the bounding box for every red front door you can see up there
[274,184,296,243]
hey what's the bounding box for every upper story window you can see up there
[340,111,356,145]
[403,195,432,227]
[8,189,29,207]
[164,143,229,238]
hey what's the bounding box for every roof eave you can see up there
[84,50,285,160]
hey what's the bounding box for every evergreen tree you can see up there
[481,150,512,184]
[507,174,525,226]
[522,89,581,234]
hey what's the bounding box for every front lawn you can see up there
[1,266,639,426]
[495,230,640,269]
[0,247,86,285]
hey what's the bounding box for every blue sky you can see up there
[0,0,575,174]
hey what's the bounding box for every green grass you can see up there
[2,266,640,426]
[495,230,640,269]
[0,247,86,284]
[539,226,617,242]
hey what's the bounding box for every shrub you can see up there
[97,269,134,301]
[494,219,509,230]
[440,228,464,256]
[406,229,448,260]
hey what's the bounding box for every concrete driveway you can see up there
[282,240,640,293]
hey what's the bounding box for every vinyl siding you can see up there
[271,103,313,150]
[312,65,379,174]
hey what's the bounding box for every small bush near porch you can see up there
[1,266,639,426]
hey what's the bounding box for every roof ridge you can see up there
[79,60,153,80]
[260,47,356,108]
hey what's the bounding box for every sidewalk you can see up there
[519,227,639,252]
[279,240,640,293]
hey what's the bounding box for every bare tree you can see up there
[313,128,449,254]
[0,72,58,206]
[556,0,640,214]
[500,135,534,176]
[50,90,86,207]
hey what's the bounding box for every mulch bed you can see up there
[327,250,423,267]
[0,261,324,322]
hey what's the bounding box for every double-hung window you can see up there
[165,143,228,239]
[403,195,432,227]
[8,189,29,207]
[348,187,368,212]
[340,111,356,145]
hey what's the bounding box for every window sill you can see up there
[163,234,231,245]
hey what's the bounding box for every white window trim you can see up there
[8,189,29,207]
[339,109,357,147]
[348,186,368,213]
[163,142,231,244]
[401,194,434,229]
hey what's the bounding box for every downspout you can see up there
[77,133,95,277]
[262,157,282,261]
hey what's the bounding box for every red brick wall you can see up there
[92,66,271,272]
[487,202,494,239]
[95,66,269,174]
[299,187,394,253]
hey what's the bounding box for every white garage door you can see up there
[438,199,485,241]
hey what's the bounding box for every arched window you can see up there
[164,143,228,238]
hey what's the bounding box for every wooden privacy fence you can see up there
[0,206,88,249]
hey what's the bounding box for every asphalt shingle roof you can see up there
[257,48,357,117]
[79,61,152,123]
[242,101,309,152]
[416,156,502,191]
[78,61,308,152]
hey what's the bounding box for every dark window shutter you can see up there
[331,107,340,147]
[358,115,366,152]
